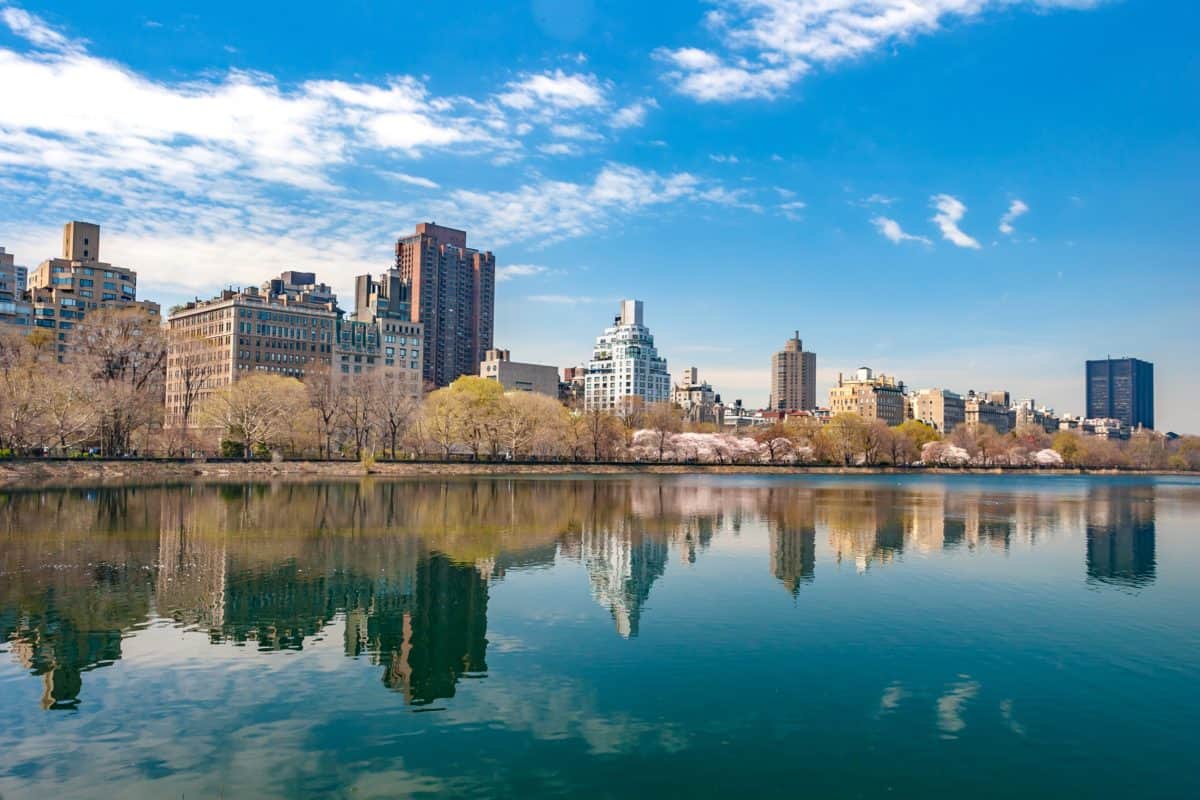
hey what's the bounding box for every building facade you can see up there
[395,223,495,388]
[1086,357,1154,430]
[166,271,423,427]
[480,348,560,397]
[672,367,723,425]
[584,300,671,412]
[964,390,1014,434]
[829,367,906,426]
[26,222,159,356]
[770,332,817,411]
[1014,399,1060,434]
[0,246,32,329]
[909,388,965,433]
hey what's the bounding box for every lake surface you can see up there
[1,474,1198,799]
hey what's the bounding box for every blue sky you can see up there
[0,0,1197,430]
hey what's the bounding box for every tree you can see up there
[198,373,305,459]
[446,376,505,460]
[973,424,1002,466]
[824,413,865,466]
[37,363,94,454]
[304,371,344,459]
[0,329,48,453]
[753,422,793,464]
[497,391,566,460]
[644,401,684,461]
[1052,430,1083,466]
[73,308,166,456]
[858,418,892,465]
[585,409,623,461]
[891,420,940,466]
[165,328,210,443]
[340,373,379,459]
[419,387,463,459]
[372,376,420,459]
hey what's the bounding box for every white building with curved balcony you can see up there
[584,299,670,412]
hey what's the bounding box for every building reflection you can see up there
[0,476,1164,709]
[1084,485,1157,588]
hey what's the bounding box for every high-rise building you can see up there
[828,367,906,426]
[479,348,560,397]
[1086,357,1154,430]
[770,332,817,411]
[26,222,160,356]
[584,300,671,412]
[394,223,495,388]
[0,246,32,329]
[910,388,966,433]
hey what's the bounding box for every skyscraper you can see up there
[394,222,495,388]
[1086,357,1154,430]
[584,299,671,412]
[770,332,817,411]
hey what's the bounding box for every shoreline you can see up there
[0,459,1195,490]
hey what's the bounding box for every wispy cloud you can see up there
[386,172,440,189]
[853,193,897,207]
[708,153,740,164]
[779,200,807,221]
[659,1,1104,102]
[872,216,931,245]
[930,194,981,249]
[998,199,1029,235]
[496,264,553,281]
[528,294,598,305]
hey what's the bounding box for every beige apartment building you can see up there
[964,390,1015,434]
[0,246,31,329]
[829,367,906,426]
[770,332,817,411]
[26,222,160,356]
[910,388,966,433]
[480,348,559,397]
[672,366,723,425]
[165,270,423,428]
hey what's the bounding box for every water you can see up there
[1,474,1198,799]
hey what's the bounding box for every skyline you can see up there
[0,1,1197,429]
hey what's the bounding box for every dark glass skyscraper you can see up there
[1086,357,1154,430]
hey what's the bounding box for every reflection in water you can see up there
[0,478,1170,711]
[1085,484,1157,588]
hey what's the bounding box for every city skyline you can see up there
[0,2,1196,429]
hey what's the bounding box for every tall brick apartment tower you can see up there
[394,223,495,388]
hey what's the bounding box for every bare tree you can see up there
[340,373,378,460]
[199,373,305,459]
[73,308,166,456]
[371,375,420,459]
[304,371,344,459]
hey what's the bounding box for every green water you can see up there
[1,475,1197,798]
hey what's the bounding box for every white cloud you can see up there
[549,123,604,141]
[0,5,75,51]
[528,294,598,305]
[779,200,807,221]
[496,264,552,281]
[386,172,440,189]
[661,1,1104,102]
[999,198,1029,235]
[872,215,931,245]
[497,69,607,113]
[930,194,981,249]
[708,153,740,164]
[855,193,897,206]
[609,98,657,128]
[437,163,743,246]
